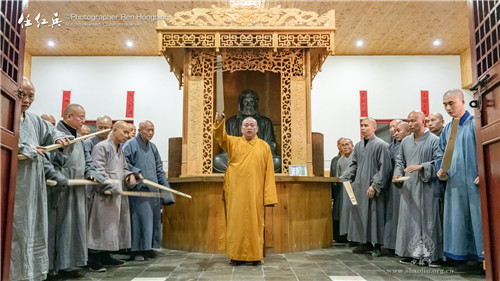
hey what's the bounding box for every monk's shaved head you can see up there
[63,104,84,116]
[20,77,36,113]
[443,89,464,100]
[41,114,56,126]
[113,120,129,130]
[428,112,443,121]
[138,120,155,142]
[407,110,426,135]
[362,117,377,127]
[427,112,445,136]
[443,89,466,118]
[111,121,131,144]
[398,121,409,131]
[96,115,112,123]
[62,104,86,130]
[242,117,258,126]
[139,120,154,130]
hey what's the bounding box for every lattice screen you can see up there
[472,0,500,78]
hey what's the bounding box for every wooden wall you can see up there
[163,178,333,254]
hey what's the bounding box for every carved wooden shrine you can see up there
[157,6,338,254]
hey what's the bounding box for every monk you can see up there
[129,123,137,138]
[78,124,91,136]
[10,78,69,281]
[340,118,392,257]
[426,112,445,136]
[87,121,137,271]
[436,89,483,273]
[84,115,112,154]
[44,104,104,278]
[393,111,443,267]
[41,113,56,126]
[123,120,175,261]
[384,121,410,252]
[330,137,345,243]
[336,138,354,245]
[214,112,278,265]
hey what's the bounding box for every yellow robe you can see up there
[214,119,278,261]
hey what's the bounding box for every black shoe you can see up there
[142,250,161,259]
[348,241,358,247]
[58,268,86,278]
[229,259,245,266]
[453,263,485,274]
[352,243,373,254]
[101,252,125,266]
[88,263,107,272]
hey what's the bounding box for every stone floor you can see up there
[62,244,486,281]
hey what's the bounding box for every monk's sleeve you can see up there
[86,144,105,183]
[393,143,405,177]
[122,141,141,174]
[43,152,68,187]
[213,118,230,153]
[371,144,391,195]
[419,138,439,183]
[263,146,278,206]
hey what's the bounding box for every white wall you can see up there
[29,55,471,171]
[29,56,183,169]
[311,55,473,168]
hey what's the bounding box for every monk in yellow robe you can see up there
[214,112,278,265]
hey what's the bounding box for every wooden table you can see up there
[162,175,339,254]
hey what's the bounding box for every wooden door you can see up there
[468,1,500,280]
[1,0,25,279]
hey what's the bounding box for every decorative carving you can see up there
[159,6,334,28]
[291,78,307,166]
[162,33,216,49]
[186,78,204,175]
[277,34,331,48]
[187,48,304,174]
[220,34,273,47]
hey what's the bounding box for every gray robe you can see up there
[340,135,391,244]
[337,154,353,236]
[44,121,103,273]
[394,130,443,262]
[383,140,402,250]
[123,135,174,251]
[88,138,133,251]
[10,112,67,281]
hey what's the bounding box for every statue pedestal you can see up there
[162,175,338,254]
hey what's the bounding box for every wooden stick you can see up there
[18,129,111,160]
[143,179,192,199]
[103,190,164,198]
[46,179,120,186]
[342,181,358,205]
[440,118,460,180]
[216,55,224,113]
[393,176,410,182]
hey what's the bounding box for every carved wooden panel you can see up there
[186,78,204,175]
[186,48,305,174]
[290,78,307,170]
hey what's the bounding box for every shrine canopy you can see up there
[156,6,336,89]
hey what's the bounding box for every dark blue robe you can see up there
[123,135,174,251]
[436,111,484,261]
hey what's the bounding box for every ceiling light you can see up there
[356,40,364,47]
[433,39,441,46]
[47,41,55,47]
[126,40,134,47]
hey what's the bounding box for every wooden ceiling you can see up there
[24,0,470,56]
